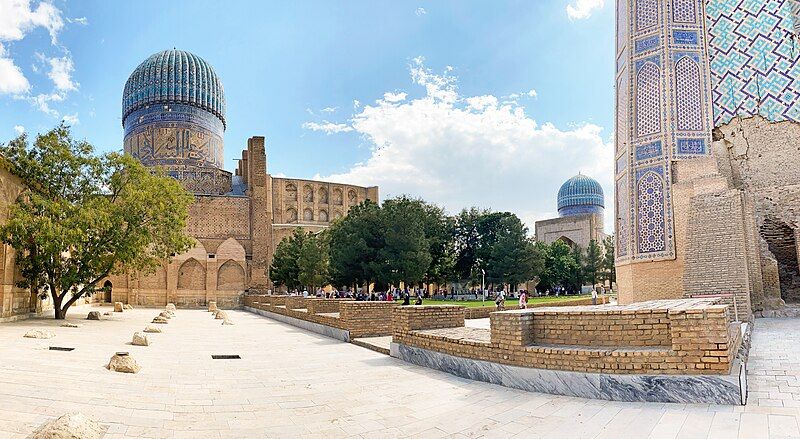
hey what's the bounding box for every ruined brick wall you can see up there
[712,116,800,310]
[187,196,250,239]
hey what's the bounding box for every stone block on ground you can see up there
[151,316,168,324]
[87,311,101,320]
[114,302,124,312]
[106,353,140,373]
[131,332,150,346]
[166,303,176,312]
[124,304,133,310]
[208,301,217,312]
[143,325,162,333]
[61,322,80,328]
[214,310,227,320]
[222,318,234,325]
[32,412,104,439]
[158,311,172,319]
[24,329,55,339]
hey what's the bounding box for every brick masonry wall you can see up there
[340,302,399,337]
[393,306,465,332]
[305,298,344,314]
[285,296,307,310]
[394,299,741,375]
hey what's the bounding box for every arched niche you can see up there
[217,260,245,290]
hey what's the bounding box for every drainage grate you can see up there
[49,346,74,351]
[211,354,241,360]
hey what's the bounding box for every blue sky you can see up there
[0,0,615,231]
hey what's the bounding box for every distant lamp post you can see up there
[481,268,486,305]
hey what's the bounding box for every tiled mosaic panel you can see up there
[636,168,667,253]
[707,0,800,124]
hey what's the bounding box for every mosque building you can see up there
[615,0,800,318]
[104,49,378,308]
[535,174,606,249]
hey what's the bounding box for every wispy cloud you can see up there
[302,121,354,134]
[61,113,79,125]
[47,55,77,91]
[415,7,427,16]
[566,0,605,20]
[13,125,24,135]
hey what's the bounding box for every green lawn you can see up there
[412,295,592,308]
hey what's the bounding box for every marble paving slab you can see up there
[391,342,745,405]
[243,306,350,342]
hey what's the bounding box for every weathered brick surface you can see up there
[284,295,307,310]
[305,298,344,314]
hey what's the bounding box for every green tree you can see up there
[328,200,383,290]
[269,228,307,290]
[601,234,616,287]
[567,245,585,293]
[0,125,194,319]
[537,240,579,294]
[584,239,603,288]
[298,231,330,291]
[486,216,543,289]
[379,197,432,287]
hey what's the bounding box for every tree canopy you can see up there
[0,125,195,318]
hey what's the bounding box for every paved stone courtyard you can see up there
[0,307,799,438]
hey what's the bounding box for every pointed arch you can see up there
[636,62,661,138]
[319,210,329,222]
[217,260,245,290]
[332,188,343,205]
[178,258,206,290]
[303,208,313,221]
[216,237,245,261]
[319,187,329,204]
[286,208,297,223]
[303,184,314,202]
[675,56,703,131]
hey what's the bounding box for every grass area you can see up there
[414,295,592,308]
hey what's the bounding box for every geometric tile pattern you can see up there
[637,0,660,30]
[707,0,800,124]
[636,168,667,253]
[674,0,697,22]
[675,56,704,131]
[636,62,663,137]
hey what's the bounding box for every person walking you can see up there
[495,289,505,311]
[519,290,528,309]
[592,287,598,305]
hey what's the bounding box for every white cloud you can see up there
[315,58,614,233]
[13,125,24,134]
[61,112,78,125]
[0,43,30,94]
[302,121,354,134]
[321,106,338,113]
[527,89,538,98]
[382,91,407,103]
[47,55,77,91]
[415,7,426,16]
[67,17,88,25]
[566,0,605,20]
[353,100,361,109]
[26,92,63,117]
[0,0,64,44]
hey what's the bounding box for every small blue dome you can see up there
[122,49,225,128]
[557,174,604,217]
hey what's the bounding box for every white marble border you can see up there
[243,306,350,342]
[391,342,745,405]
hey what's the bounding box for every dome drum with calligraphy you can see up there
[122,49,230,195]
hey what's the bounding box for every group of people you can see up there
[281,287,426,306]
[493,289,531,310]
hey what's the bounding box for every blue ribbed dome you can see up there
[122,49,225,128]
[557,174,604,217]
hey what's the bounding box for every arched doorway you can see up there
[102,280,112,303]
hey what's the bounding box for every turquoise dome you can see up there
[122,49,226,127]
[557,174,604,217]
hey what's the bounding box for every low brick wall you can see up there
[285,296,307,310]
[393,306,465,331]
[305,298,343,314]
[394,299,742,375]
[340,302,399,337]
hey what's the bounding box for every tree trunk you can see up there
[52,293,64,319]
